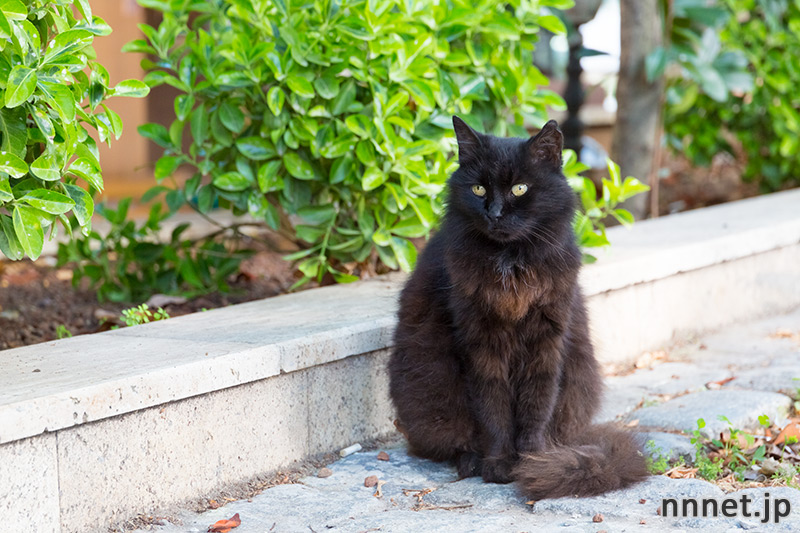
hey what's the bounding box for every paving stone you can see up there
[627,389,793,437]
[723,366,800,398]
[137,446,800,533]
[595,384,649,423]
[639,431,697,463]
[609,362,731,396]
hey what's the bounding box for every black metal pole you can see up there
[562,31,585,156]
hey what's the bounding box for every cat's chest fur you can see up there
[446,249,559,322]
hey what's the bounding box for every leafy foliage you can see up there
[648,0,753,106]
[120,303,170,327]
[0,0,149,261]
[57,198,247,302]
[564,153,649,263]
[131,0,572,287]
[662,0,800,190]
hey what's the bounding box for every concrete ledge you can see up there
[2,189,800,532]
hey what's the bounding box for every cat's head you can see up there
[447,116,575,243]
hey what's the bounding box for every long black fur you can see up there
[388,117,648,500]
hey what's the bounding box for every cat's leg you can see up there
[465,351,517,483]
[513,333,564,455]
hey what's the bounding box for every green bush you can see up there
[663,0,800,190]
[130,0,572,287]
[0,0,149,261]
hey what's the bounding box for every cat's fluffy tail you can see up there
[513,424,648,500]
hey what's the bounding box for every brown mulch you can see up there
[0,249,296,351]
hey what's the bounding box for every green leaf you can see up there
[12,205,44,260]
[138,123,171,147]
[537,14,566,34]
[313,75,340,100]
[0,214,23,260]
[0,0,26,21]
[389,236,417,272]
[111,79,150,98]
[155,155,182,180]
[645,47,667,83]
[190,104,208,144]
[22,190,75,215]
[345,115,371,138]
[257,160,283,192]
[0,178,11,202]
[30,152,60,181]
[5,65,37,108]
[219,102,245,132]
[361,166,385,191]
[236,136,276,160]
[0,107,27,158]
[213,171,251,191]
[286,75,315,99]
[64,183,93,227]
[42,30,94,65]
[283,152,315,180]
[331,80,356,115]
[0,152,28,178]
[37,81,76,123]
[298,205,336,225]
[68,158,103,191]
[267,86,285,116]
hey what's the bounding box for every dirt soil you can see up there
[0,249,297,351]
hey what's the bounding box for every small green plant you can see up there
[0,0,149,261]
[690,418,724,480]
[55,324,72,339]
[58,198,248,302]
[644,440,672,474]
[564,154,650,263]
[121,304,170,327]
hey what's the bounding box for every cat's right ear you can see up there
[453,116,482,165]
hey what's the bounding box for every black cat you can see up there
[388,117,647,499]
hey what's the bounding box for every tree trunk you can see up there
[611,0,663,219]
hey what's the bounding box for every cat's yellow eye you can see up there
[471,185,486,197]
[511,183,528,197]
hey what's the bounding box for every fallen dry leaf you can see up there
[208,499,221,509]
[317,467,332,478]
[640,519,647,524]
[706,376,736,389]
[208,513,241,532]
[364,475,379,488]
[377,451,390,461]
[592,513,604,523]
[639,498,647,504]
[403,488,436,503]
[625,419,639,428]
[773,422,800,445]
[665,466,698,479]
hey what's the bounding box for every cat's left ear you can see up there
[527,120,563,167]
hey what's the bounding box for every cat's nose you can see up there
[488,202,503,220]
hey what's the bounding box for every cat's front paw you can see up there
[456,451,482,479]
[481,456,515,484]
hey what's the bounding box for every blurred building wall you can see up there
[93,0,152,200]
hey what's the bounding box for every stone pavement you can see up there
[135,307,800,533]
